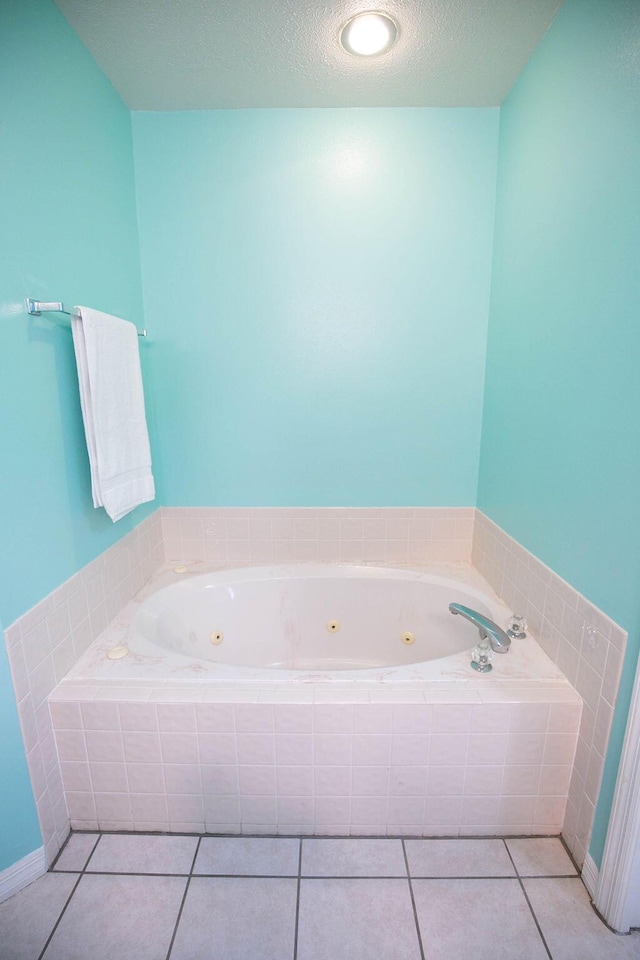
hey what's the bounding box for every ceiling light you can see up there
[340,12,398,57]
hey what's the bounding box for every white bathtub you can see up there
[53,562,581,839]
[71,563,567,684]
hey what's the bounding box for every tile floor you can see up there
[1,833,639,960]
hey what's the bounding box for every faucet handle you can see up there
[507,614,527,639]
[471,639,493,673]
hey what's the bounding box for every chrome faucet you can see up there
[449,603,511,654]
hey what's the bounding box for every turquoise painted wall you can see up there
[133,108,499,507]
[478,0,640,865]
[0,0,149,869]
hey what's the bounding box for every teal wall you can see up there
[478,0,640,865]
[0,0,149,869]
[132,108,499,506]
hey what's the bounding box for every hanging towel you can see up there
[71,306,155,522]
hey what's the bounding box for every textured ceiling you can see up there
[53,0,564,109]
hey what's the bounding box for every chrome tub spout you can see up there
[449,603,511,654]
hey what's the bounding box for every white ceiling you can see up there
[54,0,564,110]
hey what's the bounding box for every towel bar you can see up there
[26,298,147,337]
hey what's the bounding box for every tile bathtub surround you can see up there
[472,511,628,867]
[160,506,476,564]
[2,511,163,866]
[5,834,639,960]
[49,693,581,838]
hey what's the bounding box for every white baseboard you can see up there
[582,852,599,898]
[0,847,46,904]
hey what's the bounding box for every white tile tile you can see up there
[412,878,547,959]
[351,766,389,797]
[194,837,299,876]
[424,796,464,826]
[164,763,202,794]
[506,839,576,883]
[171,877,296,960]
[236,734,275,765]
[198,733,237,765]
[405,839,514,877]
[160,732,199,764]
[156,703,197,732]
[85,730,124,763]
[53,832,99,872]
[44,874,186,960]
[201,764,239,796]
[391,735,430,766]
[314,797,351,824]
[239,765,276,795]
[298,879,420,960]
[314,766,351,796]
[122,731,160,763]
[0,871,78,960]
[167,794,204,823]
[314,735,352,765]
[430,734,468,765]
[88,834,198,874]
[431,704,472,734]
[524,877,640,959]
[314,704,354,733]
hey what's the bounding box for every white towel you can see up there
[71,306,155,522]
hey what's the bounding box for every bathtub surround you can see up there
[2,504,627,877]
[161,507,475,565]
[2,512,162,872]
[0,0,150,872]
[473,512,627,868]
[49,685,581,839]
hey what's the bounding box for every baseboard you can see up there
[582,852,599,898]
[0,847,46,904]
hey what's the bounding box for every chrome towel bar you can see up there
[26,298,147,337]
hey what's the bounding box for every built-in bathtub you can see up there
[49,561,582,838]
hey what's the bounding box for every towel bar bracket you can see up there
[26,299,65,316]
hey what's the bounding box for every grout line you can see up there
[79,833,101,873]
[37,872,83,960]
[401,839,426,960]
[293,839,303,960]
[48,869,581,880]
[165,836,201,960]
[503,840,553,960]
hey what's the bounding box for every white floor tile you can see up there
[43,874,185,960]
[405,838,515,877]
[297,878,421,960]
[193,837,299,876]
[170,877,297,960]
[53,833,99,872]
[412,878,548,959]
[0,873,77,960]
[524,877,640,960]
[506,837,577,876]
[301,838,406,877]
[86,834,198,874]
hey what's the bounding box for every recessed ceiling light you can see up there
[340,12,398,57]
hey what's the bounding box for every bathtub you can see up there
[67,562,567,685]
[52,561,581,838]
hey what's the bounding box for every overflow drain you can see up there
[326,620,340,633]
[401,631,416,645]
[210,631,224,645]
